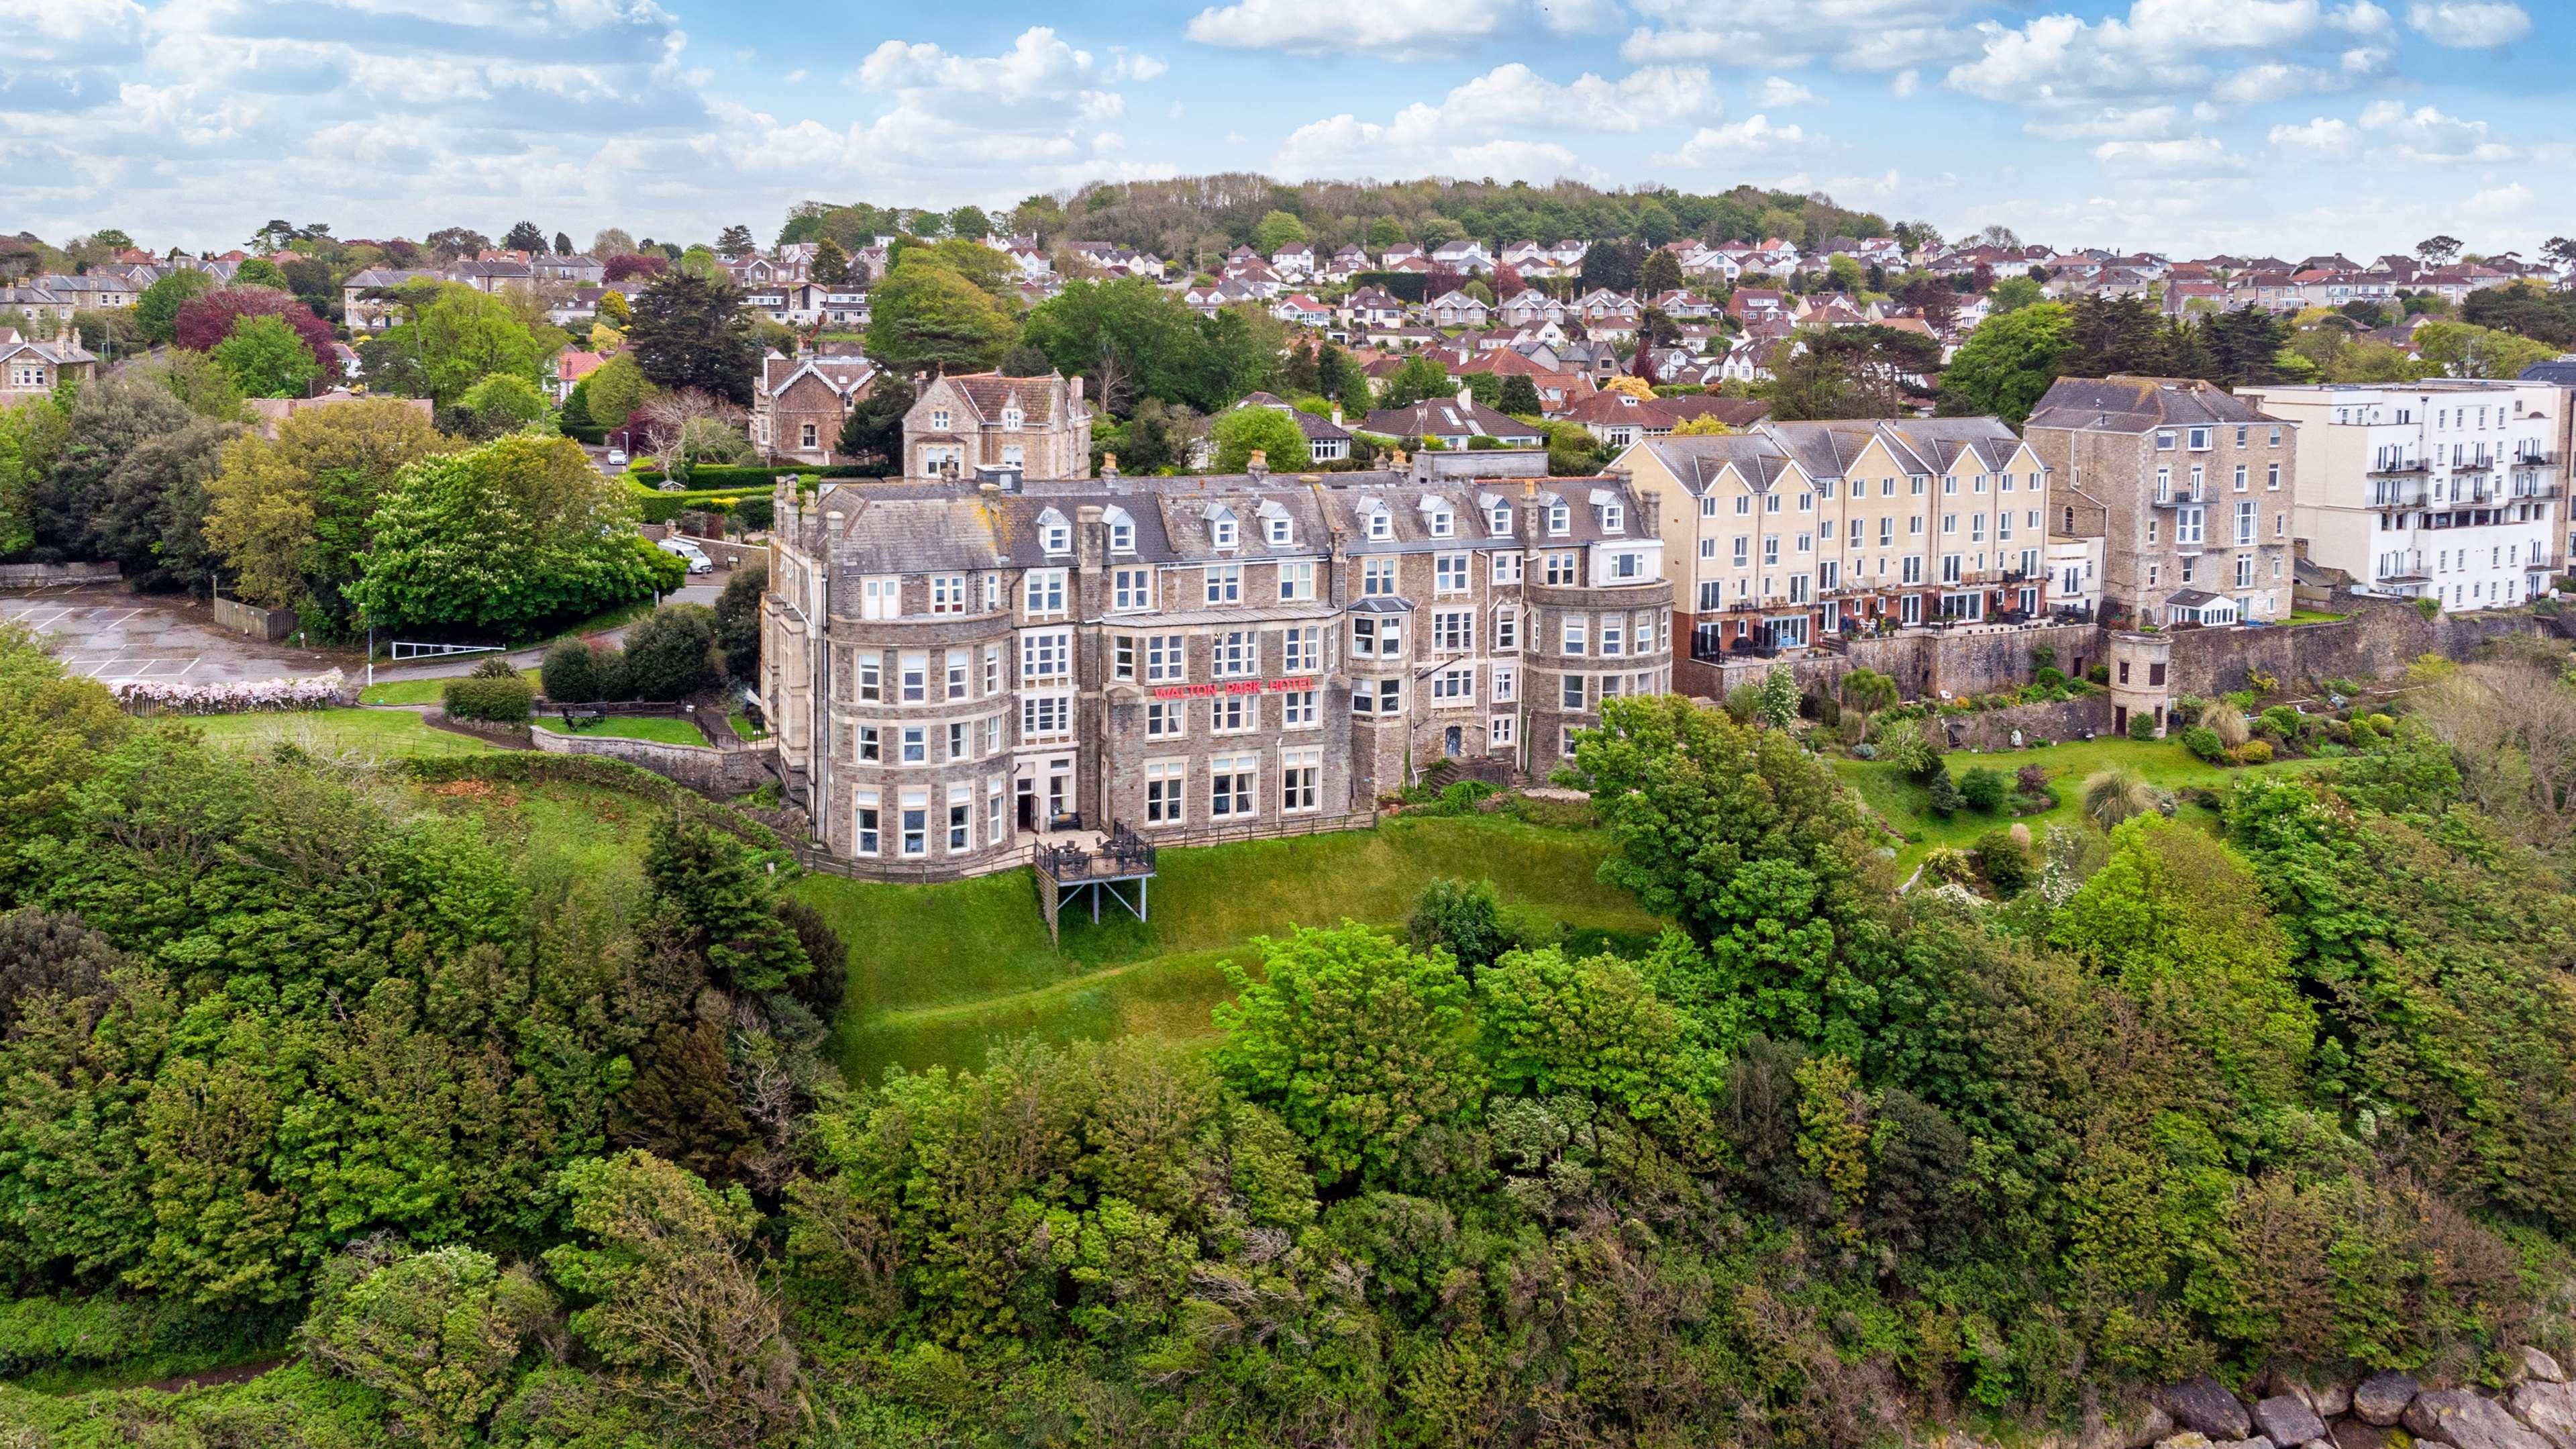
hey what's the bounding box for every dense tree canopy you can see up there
[348,434,681,636]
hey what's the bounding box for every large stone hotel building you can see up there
[761,371,1671,878]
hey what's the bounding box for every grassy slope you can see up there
[533,715,708,746]
[180,708,502,758]
[796,813,1661,1084]
[1833,733,2322,869]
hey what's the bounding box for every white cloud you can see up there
[1619,0,1983,72]
[1947,0,2398,113]
[2357,99,2514,160]
[782,67,807,83]
[1891,68,1920,95]
[2092,134,2241,173]
[1271,62,1718,177]
[1755,76,1817,107]
[1184,0,1609,56]
[2467,182,2531,216]
[2028,104,2181,140]
[1661,114,1811,166]
[2404,1,2532,46]
[2268,115,2357,152]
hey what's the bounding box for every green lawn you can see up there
[359,667,536,705]
[1833,733,2322,871]
[2283,610,2349,626]
[796,812,1663,1084]
[180,708,503,758]
[406,775,659,925]
[534,715,707,746]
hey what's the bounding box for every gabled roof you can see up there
[2026,375,2283,432]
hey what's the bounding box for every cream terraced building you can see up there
[1610,417,2058,673]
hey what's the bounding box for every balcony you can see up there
[2526,552,2565,572]
[2514,452,2560,468]
[2368,458,2429,476]
[2368,483,2428,509]
[2150,490,2208,509]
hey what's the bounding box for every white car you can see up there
[657,538,715,575]
[605,448,628,468]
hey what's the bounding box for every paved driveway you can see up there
[1,589,347,683]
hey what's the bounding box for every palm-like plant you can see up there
[2081,766,2165,833]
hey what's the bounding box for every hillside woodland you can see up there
[1,624,2574,1446]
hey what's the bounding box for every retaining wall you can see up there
[0,561,119,588]
[527,726,775,794]
[2162,595,2546,697]
[1937,695,2114,752]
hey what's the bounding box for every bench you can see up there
[560,706,605,730]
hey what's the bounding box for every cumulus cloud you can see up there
[2028,105,2183,141]
[1755,76,1818,107]
[2093,135,2243,173]
[2357,99,2514,160]
[1948,0,2398,113]
[2404,1,2532,46]
[2268,115,2358,152]
[1185,0,1610,56]
[1619,0,1984,72]
[1272,62,1718,177]
[1661,114,1812,166]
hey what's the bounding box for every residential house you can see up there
[1729,288,1787,326]
[905,370,1093,481]
[0,323,98,401]
[1270,244,1317,279]
[1430,240,1494,274]
[1342,286,1409,330]
[2240,380,2563,612]
[1235,391,1355,463]
[344,267,442,331]
[1427,289,1492,329]
[2025,375,2300,634]
[550,348,607,404]
[450,257,534,294]
[1362,393,1546,450]
[1272,293,1332,328]
[754,350,880,464]
[1496,289,1565,328]
[1321,246,1370,283]
[532,254,607,286]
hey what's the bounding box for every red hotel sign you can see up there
[1147,677,1317,700]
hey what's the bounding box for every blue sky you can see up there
[8,0,2568,260]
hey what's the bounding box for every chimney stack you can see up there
[1070,374,1084,403]
[1100,450,1119,480]
[1247,448,1268,477]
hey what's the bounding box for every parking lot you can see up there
[1,589,348,684]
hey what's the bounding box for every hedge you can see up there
[564,423,609,444]
[442,675,535,723]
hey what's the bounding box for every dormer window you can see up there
[1488,503,1511,536]
[1002,404,1024,430]
[1602,503,1623,532]
[1104,505,1135,554]
[1037,507,1072,556]
[1213,516,1237,548]
[1368,509,1391,540]
[1547,499,1569,535]
[1267,515,1291,545]
[1429,509,1453,538]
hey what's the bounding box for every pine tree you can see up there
[811,237,849,286]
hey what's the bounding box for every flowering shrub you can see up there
[111,670,346,714]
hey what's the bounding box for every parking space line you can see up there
[97,607,144,630]
[174,656,200,679]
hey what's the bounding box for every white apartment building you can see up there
[2243,381,2562,612]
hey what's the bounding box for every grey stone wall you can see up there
[0,561,119,587]
[2162,594,2547,697]
[1938,695,2113,751]
[529,728,776,795]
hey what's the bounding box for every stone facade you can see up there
[762,440,1671,879]
[904,370,1094,482]
[2028,376,2298,628]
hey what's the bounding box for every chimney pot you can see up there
[1247,448,1268,477]
[1100,450,1119,479]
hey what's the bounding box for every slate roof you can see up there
[2026,375,2283,432]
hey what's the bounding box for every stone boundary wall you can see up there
[2163,595,2547,698]
[639,523,766,570]
[1937,696,2113,752]
[0,561,119,588]
[1682,598,2546,717]
[527,725,774,794]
